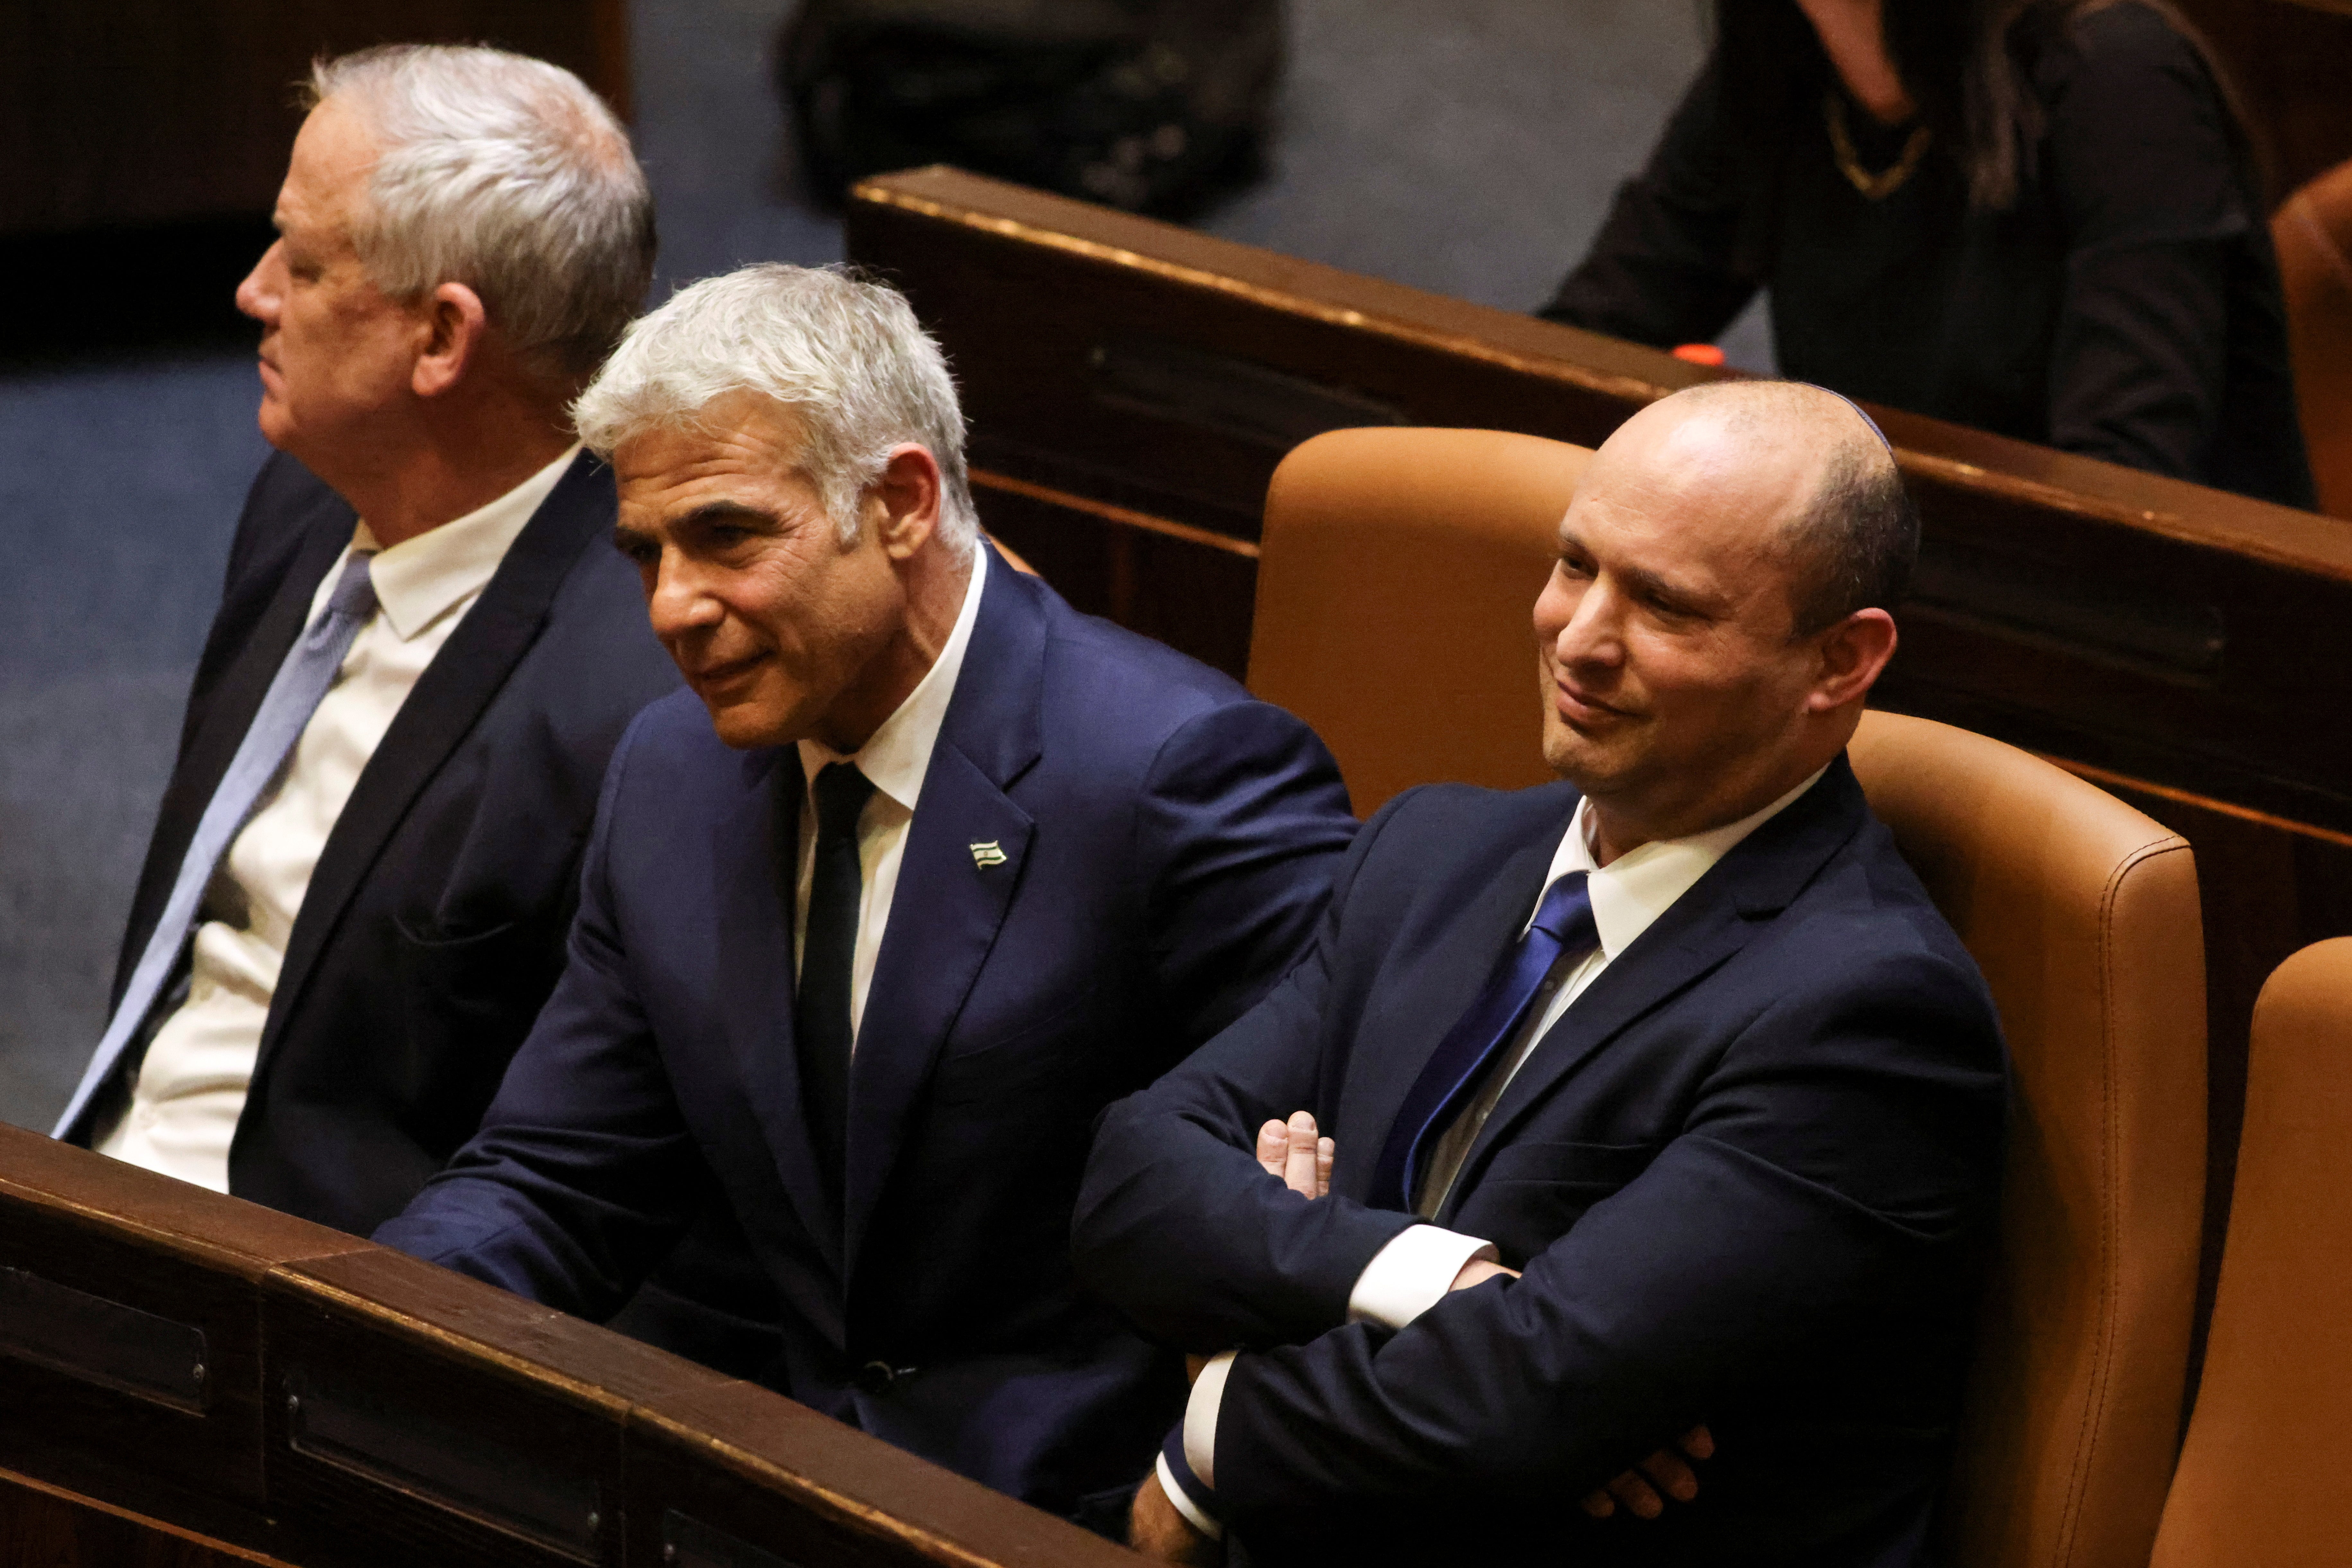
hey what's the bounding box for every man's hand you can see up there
[1131,1469,1221,1565]
[1250,1113,1714,1526]
[1438,1259,1712,1521]
[1255,1110,1333,1197]
[1579,1426,1715,1520]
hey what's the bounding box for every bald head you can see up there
[1615,381,1918,636]
[1533,380,1911,860]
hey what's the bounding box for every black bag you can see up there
[777,0,1283,215]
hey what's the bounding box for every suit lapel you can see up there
[258,452,610,1075]
[1438,762,1870,1218]
[841,549,1043,1282]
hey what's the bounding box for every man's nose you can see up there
[235,242,282,324]
[645,551,722,639]
[1554,581,1625,668]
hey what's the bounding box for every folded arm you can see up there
[1201,947,2004,1522]
[1076,795,1430,1352]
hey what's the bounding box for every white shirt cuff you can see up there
[1183,1349,1236,1489]
[1157,1450,1223,1540]
[1346,1225,1499,1330]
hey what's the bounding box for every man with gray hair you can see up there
[377,263,1358,1530]
[52,46,678,1245]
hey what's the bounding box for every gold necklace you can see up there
[1824,92,1933,201]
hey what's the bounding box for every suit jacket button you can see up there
[856,1360,897,1394]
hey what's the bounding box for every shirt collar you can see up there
[353,444,579,640]
[1542,765,1831,959]
[797,551,988,813]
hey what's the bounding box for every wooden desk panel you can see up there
[0,1467,293,1568]
[0,1127,1136,1568]
[258,1247,709,1568]
[626,1381,1136,1568]
[0,1130,365,1555]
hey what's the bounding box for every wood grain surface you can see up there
[0,1125,1140,1568]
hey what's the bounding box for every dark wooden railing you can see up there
[842,163,2352,1372]
[0,1123,1134,1568]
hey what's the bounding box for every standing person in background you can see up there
[1543,0,2318,510]
[50,46,679,1236]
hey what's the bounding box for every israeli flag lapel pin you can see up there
[969,840,1008,869]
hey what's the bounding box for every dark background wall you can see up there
[0,0,1752,1131]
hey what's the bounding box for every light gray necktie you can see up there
[53,553,379,1139]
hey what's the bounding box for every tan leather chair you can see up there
[2147,938,2352,1568]
[1248,426,2208,1568]
[2274,159,2352,518]
[1848,717,2205,1568]
[1247,427,1580,816]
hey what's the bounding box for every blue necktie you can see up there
[797,761,877,1202]
[1370,872,1599,1212]
[53,553,379,1139]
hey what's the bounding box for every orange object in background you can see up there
[2275,159,2352,519]
[1672,342,1727,366]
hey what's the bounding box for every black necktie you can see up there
[1370,872,1600,1212]
[798,761,877,1197]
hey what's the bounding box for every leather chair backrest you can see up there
[1247,427,1582,817]
[2274,159,2352,519]
[1846,715,2205,1568]
[1249,425,2208,1568]
[2148,938,2352,1568]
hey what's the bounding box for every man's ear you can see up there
[1806,607,1898,713]
[412,281,489,399]
[870,444,944,561]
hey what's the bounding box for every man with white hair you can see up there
[52,46,678,1241]
[377,263,1357,1529]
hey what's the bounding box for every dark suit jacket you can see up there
[1073,761,2007,1566]
[65,449,680,1237]
[375,549,1358,1515]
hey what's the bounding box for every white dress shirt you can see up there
[1162,767,1828,1532]
[791,556,985,1041]
[95,447,578,1191]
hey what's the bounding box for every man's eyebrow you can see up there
[677,499,779,529]
[612,499,784,555]
[1618,560,1719,612]
[1560,529,1723,614]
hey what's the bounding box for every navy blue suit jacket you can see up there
[1073,761,2007,1565]
[66,449,678,1233]
[377,549,1357,1514]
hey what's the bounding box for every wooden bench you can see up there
[0,1123,1132,1568]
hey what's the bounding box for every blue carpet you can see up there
[0,0,1760,1129]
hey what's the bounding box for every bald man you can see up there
[1074,383,2008,1567]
